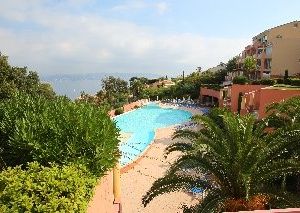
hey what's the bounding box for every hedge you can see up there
[290,78,300,86]
[0,162,96,212]
[251,79,275,85]
[260,78,275,85]
[0,93,120,176]
[275,78,284,84]
[273,78,300,86]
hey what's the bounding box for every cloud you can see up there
[155,2,168,15]
[111,0,168,15]
[111,0,148,11]
[0,1,249,76]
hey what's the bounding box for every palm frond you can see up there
[258,129,300,165]
[142,172,210,207]
[172,129,200,141]
[254,159,300,183]
[183,189,226,213]
[164,141,193,157]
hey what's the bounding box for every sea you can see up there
[41,73,160,100]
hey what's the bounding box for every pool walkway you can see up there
[121,126,198,212]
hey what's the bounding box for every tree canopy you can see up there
[226,57,238,73]
[0,54,55,100]
[129,77,147,101]
[93,76,129,109]
[243,56,257,79]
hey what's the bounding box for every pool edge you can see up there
[119,101,203,173]
[120,124,176,174]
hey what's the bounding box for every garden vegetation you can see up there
[0,55,120,212]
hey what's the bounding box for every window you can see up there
[266,46,272,56]
[294,23,298,28]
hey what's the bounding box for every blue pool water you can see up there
[114,103,192,166]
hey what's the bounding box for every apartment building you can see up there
[200,21,300,119]
[235,21,300,79]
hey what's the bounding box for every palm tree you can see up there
[142,110,300,212]
[265,96,300,195]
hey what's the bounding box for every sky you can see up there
[0,0,299,77]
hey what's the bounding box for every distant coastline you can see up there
[41,72,160,100]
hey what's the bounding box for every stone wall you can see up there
[109,99,148,117]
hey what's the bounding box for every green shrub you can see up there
[115,107,124,115]
[276,78,284,84]
[0,162,96,212]
[202,84,223,91]
[290,78,300,86]
[251,79,275,85]
[273,84,300,89]
[261,78,275,85]
[284,78,292,85]
[251,80,260,85]
[0,93,120,176]
[232,76,248,85]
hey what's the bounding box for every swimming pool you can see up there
[114,103,192,166]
